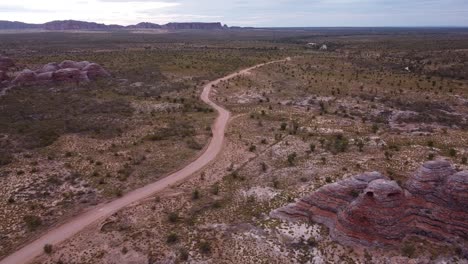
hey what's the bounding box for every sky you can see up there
[1,0,468,27]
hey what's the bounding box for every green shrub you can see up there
[168,212,179,223]
[24,215,42,231]
[199,241,211,254]
[43,244,53,254]
[166,232,178,244]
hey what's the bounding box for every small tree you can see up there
[166,232,178,244]
[287,152,297,166]
[168,212,179,223]
[44,244,53,254]
[192,189,200,200]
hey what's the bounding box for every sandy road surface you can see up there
[0,58,289,264]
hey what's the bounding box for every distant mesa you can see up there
[0,20,227,31]
[0,57,111,88]
[271,160,468,252]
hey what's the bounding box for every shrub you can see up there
[287,152,297,165]
[199,241,211,254]
[349,190,360,198]
[307,237,317,247]
[179,249,189,261]
[401,243,416,258]
[249,145,256,152]
[43,244,53,254]
[449,148,457,157]
[280,122,287,130]
[192,189,200,200]
[168,212,179,223]
[23,215,42,231]
[211,184,219,195]
[166,232,178,244]
[309,143,316,152]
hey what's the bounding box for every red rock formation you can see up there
[58,60,90,70]
[8,60,109,86]
[38,63,60,73]
[12,69,37,84]
[272,160,468,248]
[53,68,84,82]
[83,63,111,80]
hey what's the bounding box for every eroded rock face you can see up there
[272,160,468,248]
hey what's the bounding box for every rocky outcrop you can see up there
[82,63,111,80]
[12,69,37,84]
[3,58,110,87]
[272,160,468,248]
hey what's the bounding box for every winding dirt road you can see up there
[0,58,288,264]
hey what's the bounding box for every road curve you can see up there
[0,58,288,264]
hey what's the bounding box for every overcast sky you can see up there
[1,0,468,27]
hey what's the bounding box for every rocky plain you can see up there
[0,28,467,264]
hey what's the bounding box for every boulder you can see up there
[83,63,110,80]
[0,56,15,71]
[38,63,60,73]
[12,69,37,84]
[272,160,468,248]
[36,71,54,82]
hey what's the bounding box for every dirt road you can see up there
[0,58,288,264]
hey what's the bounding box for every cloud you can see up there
[1,0,468,26]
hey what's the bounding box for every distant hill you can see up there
[0,20,227,31]
[0,21,42,30]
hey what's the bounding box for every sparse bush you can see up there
[168,212,179,223]
[280,122,287,130]
[372,124,379,133]
[199,241,211,254]
[43,244,53,254]
[166,232,178,244]
[211,184,219,195]
[23,215,42,231]
[401,242,416,258]
[249,145,256,152]
[179,249,189,261]
[449,148,457,157]
[307,237,317,247]
[309,143,316,152]
[192,189,200,200]
[287,152,297,165]
[349,189,360,197]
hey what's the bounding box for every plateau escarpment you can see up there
[272,160,467,251]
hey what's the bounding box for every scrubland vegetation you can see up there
[1,28,467,263]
